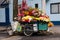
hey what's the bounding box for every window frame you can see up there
[50,3,60,14]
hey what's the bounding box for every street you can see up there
[0,26,60,40]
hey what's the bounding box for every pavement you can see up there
[0,25,60,40]
[49,25,60,33]
[0,26,7,31]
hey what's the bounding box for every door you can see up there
[0,4,10,26]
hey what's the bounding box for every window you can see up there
[51,3,60,14]
[35,4,38,8]
[59,4,60,13]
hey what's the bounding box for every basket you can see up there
[38,21,48,30]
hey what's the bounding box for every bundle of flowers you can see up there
[17,0,54,27]
[20,7,50,22]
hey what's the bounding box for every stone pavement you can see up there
[0,25,60,40]
[0,26,7,31]
[49,25,60,33]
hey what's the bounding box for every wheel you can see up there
[7,30,13,36]
[7,25,13,36]
[23,24,33,36]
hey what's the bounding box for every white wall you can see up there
[0,0,13,23]
[9,0,13,23]
[18,0,42,9]
[46,0,60,21]
[0,0,59,23]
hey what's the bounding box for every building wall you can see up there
[18,0,42,9]
[0,0,13,25]
[0,0,60,25]
[9,0,13,23]
[46,0,60,21]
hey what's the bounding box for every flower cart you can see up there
[7,0,53,36]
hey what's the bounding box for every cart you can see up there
[21,21,48,36]
[7,20,48,36]
[7,0,53,36]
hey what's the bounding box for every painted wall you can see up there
[46,0,60,21]
[8,0,60,25]
[0,0,60,25]
[9,0,13,23]
[18,0,42,9]
[0,0,13,23]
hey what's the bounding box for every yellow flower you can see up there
[39,17,44,20]
[35,18,40,20]
[44,18,50,22]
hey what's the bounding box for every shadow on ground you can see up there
[0,31,60,40]
[19,33,60,40]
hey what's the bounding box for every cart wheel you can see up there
[7,30,13,36]
[7,25,13,36]
[23,25,33,36]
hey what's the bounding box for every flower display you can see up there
[22,16,33,22]
[17,0,54,27]
[18,6,51,22]
[48,22,54,27]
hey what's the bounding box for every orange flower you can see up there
[24,11,29,15]
[48,22,54,27]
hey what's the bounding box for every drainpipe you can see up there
[42,0,46,14]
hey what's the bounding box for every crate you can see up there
[38,22,48,30]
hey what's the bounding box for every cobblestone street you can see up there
[0,26,60,40]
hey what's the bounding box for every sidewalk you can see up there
[49,25,60,33]
[0,26,7,31]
